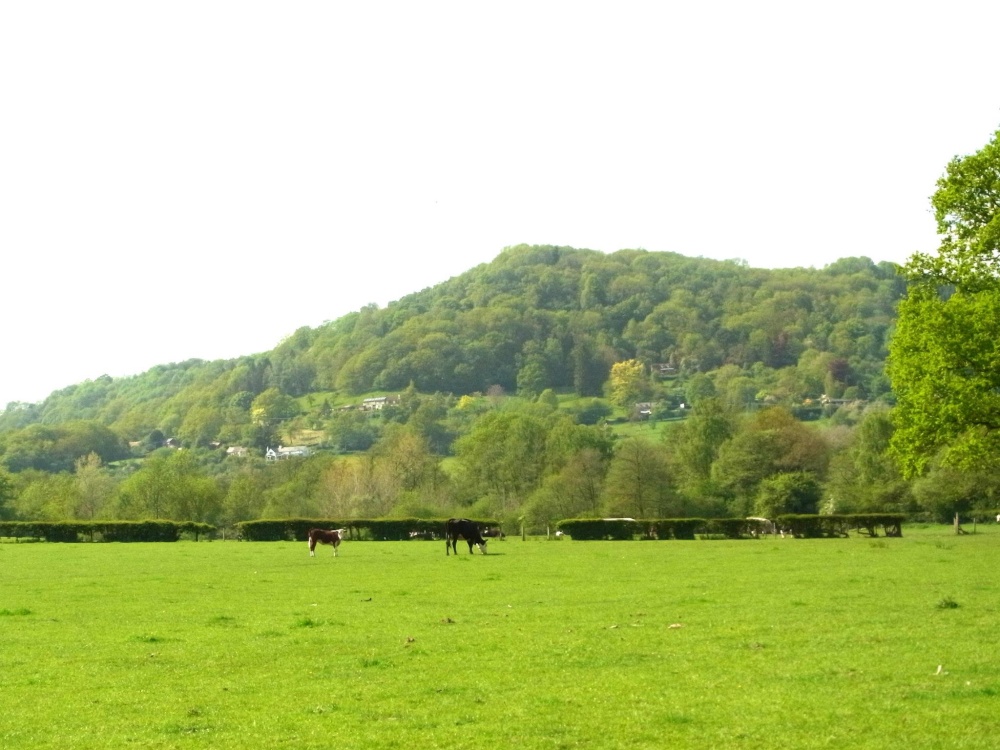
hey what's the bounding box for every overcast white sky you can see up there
[2,1,998,407]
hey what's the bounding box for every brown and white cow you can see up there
[445,518,487,556]
[308,528,346,557]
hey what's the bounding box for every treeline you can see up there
[1,391,995,531]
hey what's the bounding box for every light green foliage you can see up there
[537,388,559,409]
[10,471,77,520]
[890,128,1000,477]
[115,450,222,522]
[454,408,551,516]
[684,372,716,406]
[73,452,116,520]
[603,436,678,518]
[221,471,267,525]
[3,534,1000,749]
[711,407,828,515]
[607,359,650,409]
[250,387,298,425]
[669,398,735,484]
[825,406,911,513]
[908,128,1000,290]
[0,468,13,519]
[524,448,607,524]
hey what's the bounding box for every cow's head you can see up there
[477,540,488,554]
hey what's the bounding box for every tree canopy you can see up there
[890,128,1000,477]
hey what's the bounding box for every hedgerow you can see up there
[555,515,907,540]
[234,517,499,542]
[0,521,216,543]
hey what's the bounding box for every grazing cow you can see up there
[308,528,346,557]
[445,518,487,556]
[482,527,506,540]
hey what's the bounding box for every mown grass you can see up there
[2,528,998,749]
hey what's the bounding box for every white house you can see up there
[265,445,311,460]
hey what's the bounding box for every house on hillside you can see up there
[226,446,249,458]
[361,395,400,411]
[265,445,311,460]
[635,401,656,419]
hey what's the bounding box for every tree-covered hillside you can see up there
[0,245,902,444]
[1,245,930,529]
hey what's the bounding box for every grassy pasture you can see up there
[1,529,998,749]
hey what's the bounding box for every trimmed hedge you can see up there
[0,521,217,543]
[704,518,749,539]
[234,517,500,542]
[554,514,907,541]
[775,514,905,538]
[648,519,706,540]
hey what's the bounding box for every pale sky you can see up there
[2,1,998,407]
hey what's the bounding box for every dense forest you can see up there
[0,245,987,530]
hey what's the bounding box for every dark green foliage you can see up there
[101,521,183,542]
[234,517,499,542]
[0,520,216,542]
[325,410,380,452]
[845,514,905,537]
[775,515,832,538]
[570,399,613,425]
[552,514,905,541]
[705,518,752,539]
[0,421,128,473]
[648,518,706,540]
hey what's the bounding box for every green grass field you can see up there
[2,528,997,749]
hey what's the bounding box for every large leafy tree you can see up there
[603,437,678,518]
[889,128,1000,476]
[453,408,551,516]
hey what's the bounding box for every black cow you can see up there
[482,527,506,540]
[445,518,487,555]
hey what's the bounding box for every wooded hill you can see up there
[1,244,939,529]
[0,244,902,445]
